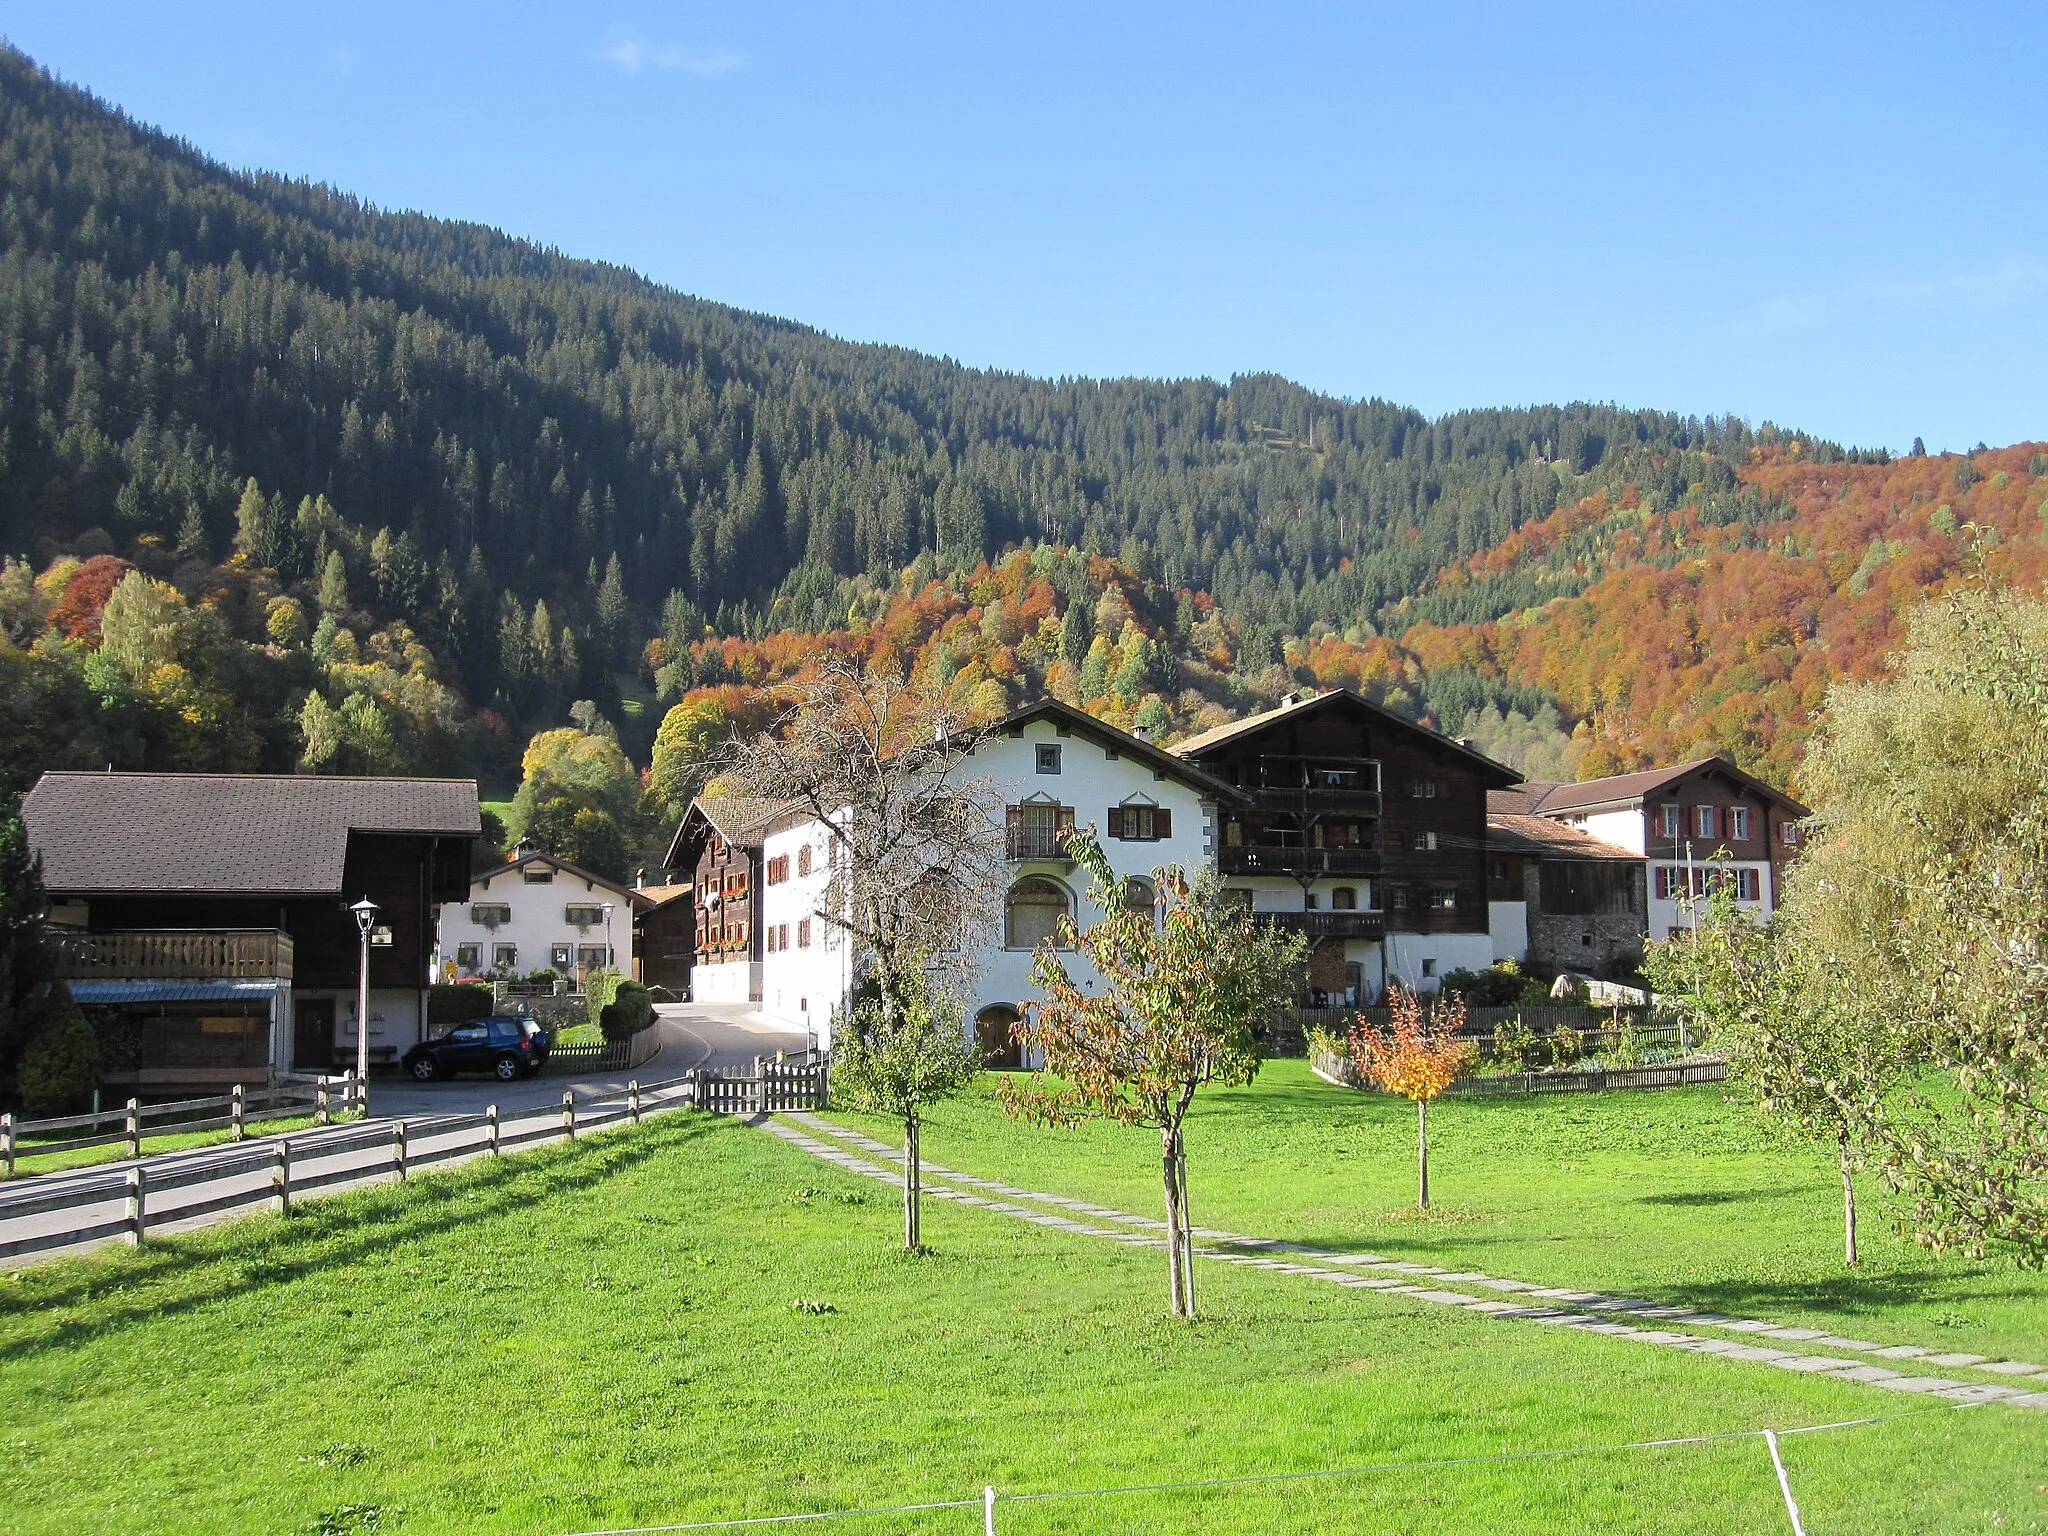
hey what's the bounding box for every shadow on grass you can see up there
[1634,1191,1754,1207]
[0,1114,725,1363]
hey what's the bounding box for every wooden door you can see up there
[294,998,334,1072]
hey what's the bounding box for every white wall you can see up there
[1489,900,1529,964]
[757,819,852,1044]
[1564,808,1647,855]
[693,960,756,1005]
[1384,931,1495,993]
[435,856,634,985]
[1647,860,1773,942]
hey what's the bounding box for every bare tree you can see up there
[726,657,1006,1246]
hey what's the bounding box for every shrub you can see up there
[1302,1022,1347,1058]
[1440,961,1526,1007]
[1490,1014,1539,1072]
[598,981,655,1042]
[427,983,493,1027]
[18,1005,100,1115]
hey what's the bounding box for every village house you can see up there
[1483,812,1646,976]
[627,872,695,996]
[433,845,636,989]
[660,701,1244,1062]
[23,772,479,1090]
[1493,758,1809,945]
[1171,689,1521,1001]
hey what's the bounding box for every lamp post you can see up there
[350,897,378,1114]
[602,902,615,973]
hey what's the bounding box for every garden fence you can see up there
[0,1057,828,1267]
[540,1024,665,1077]
[1310,1047,1726,1097]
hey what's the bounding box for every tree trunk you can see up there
[1161,1128,1187,1317]
[1175,1137,1196,1318]
[1838,1130,1858,1266]
[903,1114,921,1251]
[1417,1097,1430,1211]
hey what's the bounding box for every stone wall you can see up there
[1522,862,1645,976]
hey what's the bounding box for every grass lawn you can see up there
[2,1097,2044,1534]
[11,1115,323,1177]
[820,1060,2048,1370]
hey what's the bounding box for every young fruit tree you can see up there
[1347,988,1472,1210]
[830,970,980,1250]
[1000,832,1305,1317]
[725,656,1004,1250]
[1644,879,1900,1265]
[1686,586,2048,1265]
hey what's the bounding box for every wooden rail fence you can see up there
[1310,1047,1726,1098]
[1,1077,361,1175]
[0,1056,829,1266]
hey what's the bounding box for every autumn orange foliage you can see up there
[1348,988,1473,1209]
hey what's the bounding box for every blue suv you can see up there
[402,1016,552,1082]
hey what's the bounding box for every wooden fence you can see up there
[1310,1047,1725,1098]
[1,1078,359,1175]
[0,1057,830,1267]
[539,1024,665,1077]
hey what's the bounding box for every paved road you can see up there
[0,1003,808,1265]
[365,1002,809,1117]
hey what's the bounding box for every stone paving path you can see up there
[764,1112,2048,1413]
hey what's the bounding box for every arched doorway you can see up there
[975,1003,1024,1070]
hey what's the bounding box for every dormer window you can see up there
[522,865,553,884]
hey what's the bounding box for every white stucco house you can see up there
[435,846,637,988]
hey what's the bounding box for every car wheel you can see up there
[410,1057,438,1082]
[494,1053,522,1082]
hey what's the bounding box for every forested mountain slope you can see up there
[1,40,2034,834]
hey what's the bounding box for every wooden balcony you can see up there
[1218,845,1382,878]
[50,929,295,981]
[1260,909,1386,940]
[1006,827,1075,862]
[1245,786,1383,817]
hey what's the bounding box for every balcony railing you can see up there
[1259,909,1387,940]
[1006,827,1075,861]
[1245,786,1383,816]
[1218,845,1383,878]
[51,929,295,980]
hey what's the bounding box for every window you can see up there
[1657,803,1681,838]
[550,943,572,968]
[578,945,608,971]
[1695,805,1718,839]
[1430,888,1460,910]
[1005,802,1075,859]
[778,923,790,950]
[493,943,518,969]
[1420,958,1437,978]
[1782,822,1803,847]
[1729,807,1753,841]
[1036,743,1062,774]
[1304,891,1321,910]
[724,871,748,896]
[1108,804,1171,841]
[766,855,790,885]
[1224,819,1243,847]
[1122,876,1157,916]
[1332,886,1357,910]
[470,903,511,927]
[798,919,812,949]
[449,1023,489,1043]
[522,865,554,884]
[455,942,481,972]
[765,926,778,954]
[1412,830,1438,852]
[564,904,604,927]
[797,845,812,878]
[1736,868,1761,902]
[1405,776,1439,798]
[1388,885,1409,911]
[1005,877,1071,948]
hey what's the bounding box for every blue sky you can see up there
[8,2,2045,452]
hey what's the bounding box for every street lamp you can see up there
[349,897,378,1114]
[602,902,614,972]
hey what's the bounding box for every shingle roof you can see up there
[24,772,481,895]
[695,796,786,844]
[1487,782,1562,816]
[1486,813,1639,861]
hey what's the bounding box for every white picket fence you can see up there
[0,1058,827,1268]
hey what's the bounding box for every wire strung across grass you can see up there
[557,1402,1981,1534]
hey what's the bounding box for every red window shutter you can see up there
[1154,807,1171,839]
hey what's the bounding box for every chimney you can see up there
[1280,692,1301,708]
[1132,725,1150,743]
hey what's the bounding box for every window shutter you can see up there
[1006,805,1024,838]
[1154,808,1171,839]
[1057,805,1075,834]
[1105,807,1123,839]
